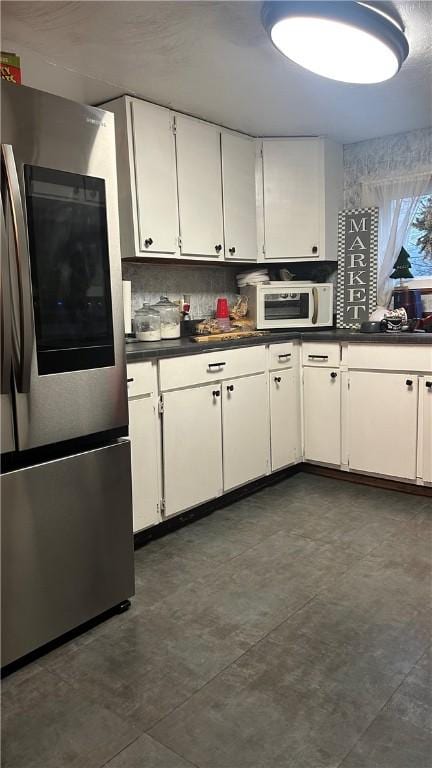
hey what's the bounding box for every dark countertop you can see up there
[126,329,432,363]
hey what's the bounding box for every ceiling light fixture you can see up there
[262,1,409,84]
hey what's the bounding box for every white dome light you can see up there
[262,1,409,84]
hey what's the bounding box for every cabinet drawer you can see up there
[159,346,267,391]
[302,342,340,367]
[347,344,432,373]
[126,362,156,397]
[268,342,298,370]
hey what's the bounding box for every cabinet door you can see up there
[175,115,224,258]
[131,100,178,254]
[421,377,432,483]
[221,132,258,261]
[162,384,223,516]
[222,374,270,491]
[303,366,341,465]
[348,372,418,480]
[270,368,301,471]
[128,395,160,532]
[263,138,321,260]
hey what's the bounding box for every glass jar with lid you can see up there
[153,296,181,339]
[134,303,161,342]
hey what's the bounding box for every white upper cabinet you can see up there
[260,138,343,261]
[221,131,258,261]
[101,96,179,258]
[131,100,179,255]
[104,95,342,264]
[175,114,224,259]
[263,138,320,260]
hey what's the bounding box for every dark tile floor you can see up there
[2,473,432,768]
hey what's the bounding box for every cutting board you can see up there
[191,330,268,343]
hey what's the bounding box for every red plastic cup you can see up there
[216,298,229,318]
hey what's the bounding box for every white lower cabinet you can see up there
[162,384,223,517]
[128,394,161,532]
[420,377,432,483]
[269,367,301,471]
[347,371,419,480]
[221,374,270,491]
[128,342,429,534]
[303,366,341,465]
[127,362,161,533]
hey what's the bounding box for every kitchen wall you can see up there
[123,261,339,321]
[123,262,238,320]
[9,48,430,310]
[127,128,431,318]
[343,126,432,208]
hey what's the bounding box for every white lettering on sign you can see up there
[348,288,366,303]
[346,305,363,320]
[339,208,377,327]
[348,218,368,233]
[348,270,366,285]
[348,235,367,250]
[349,254,366,268]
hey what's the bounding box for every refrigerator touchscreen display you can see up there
[24,165,114,374]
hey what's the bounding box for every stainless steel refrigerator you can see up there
[1,82,134,667]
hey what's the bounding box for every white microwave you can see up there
[241,282,334,330]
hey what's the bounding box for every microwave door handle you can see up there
[0,191,12,394]
[1,144,33,393]
[311,287,319,325]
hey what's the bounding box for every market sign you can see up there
[1,52,21,84]
[337,207,379,328]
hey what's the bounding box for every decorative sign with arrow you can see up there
[337,207,379,329]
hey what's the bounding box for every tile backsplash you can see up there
[123,262,238,320]
[123,261,340,326]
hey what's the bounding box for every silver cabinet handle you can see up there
[312,286,319,325]
[2,144,34,393]
[0,190,12,394]
[278,353,291,360]
[308,354,328,360]
[208,362,226,370]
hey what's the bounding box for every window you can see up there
[403,195,432,279]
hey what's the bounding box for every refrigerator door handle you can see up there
[0,190,12,394]
[1,143,34,393]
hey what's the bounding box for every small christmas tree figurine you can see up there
[390,246,413,284]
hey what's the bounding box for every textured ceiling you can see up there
[2,1,432,142]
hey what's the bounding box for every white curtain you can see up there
[361,171,432,307]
